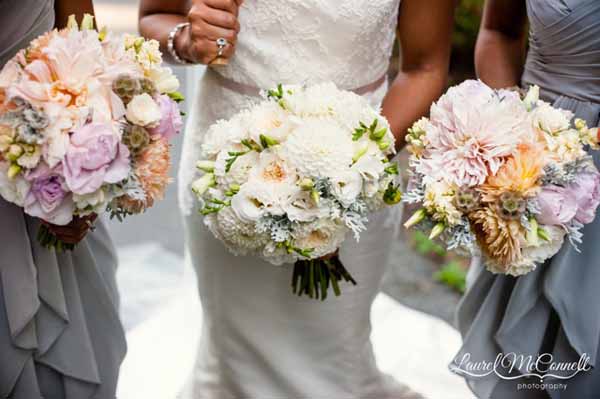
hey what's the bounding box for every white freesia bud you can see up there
[523,85,539,110]
[298,178,314,191]
[196,160,215,173]
[80,13,95,30]
[526,217,540,247]
[537,227,551,242]
[352,144,368,163]
[126,93,162,127]
[404,208,427,228]
[191,173,216,197]
[429,223,446,240]
[7,164,21,179]
[66,15,78,30]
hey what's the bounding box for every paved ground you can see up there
[96,2,469,397]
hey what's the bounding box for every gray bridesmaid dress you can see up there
[454,1,600,398]
[0,1,127,398]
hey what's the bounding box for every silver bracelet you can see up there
[167,22,192,65]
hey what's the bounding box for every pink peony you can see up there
[63,123,131,195]
[537,185,577,226]
[148,95,182,141]
[570,171,600,224]
[24,162,75,225]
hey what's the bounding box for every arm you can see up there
[381,0,455,150]
[54,0,95,29]
[139,0,240,65]
[475,0,528,89]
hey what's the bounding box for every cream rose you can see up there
[147,67,180,94]
[126,93,161,127]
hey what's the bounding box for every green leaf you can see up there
[352,127,366,141]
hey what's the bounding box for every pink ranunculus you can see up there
[570,171,600,224]
[63,123,131,195]
[24,162,75,225]
[148,95,182,141]
[537,185,578,226]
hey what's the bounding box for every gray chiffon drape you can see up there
[454,1,600,398]
[0,1,126,398]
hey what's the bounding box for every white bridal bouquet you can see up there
[404,80,600,276]
[192,83,402,299]
[0,15,183,250]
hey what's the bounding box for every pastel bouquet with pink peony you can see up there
[0,14,183,250]
[404,80,600,276]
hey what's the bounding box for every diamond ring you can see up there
[216,38,228,57]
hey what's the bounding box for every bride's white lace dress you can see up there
[178,0,411,397]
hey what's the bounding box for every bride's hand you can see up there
[176,0,242,64]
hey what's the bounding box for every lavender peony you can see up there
[63,123,130,195]
[537,185,578,226]
[24,162,75,225]
[570,171,600,224]
[148,95,182,140]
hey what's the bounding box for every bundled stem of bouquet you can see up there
[292,256,357,300]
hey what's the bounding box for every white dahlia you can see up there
[280,118,353,179]
[201,115,247,157]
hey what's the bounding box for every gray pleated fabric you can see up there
[454,1,600,398]
[0,2,127,398]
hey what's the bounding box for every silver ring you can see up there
[216,38,228,57]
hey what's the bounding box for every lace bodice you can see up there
[217,0,400,89]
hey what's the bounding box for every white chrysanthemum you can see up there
[423,180,462,226]
[201,116,247,158]
[216,207,268,255]
[214,147,259,187]
[284,82,342,118]
[280,118,353,179]
[0,162,30,206]
[231,150,300,222]
[292,218,348,258]
[245,101,298,144]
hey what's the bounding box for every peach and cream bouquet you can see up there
[0,15,183,250]
[404,80,600,276]
[191,83,402,299]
